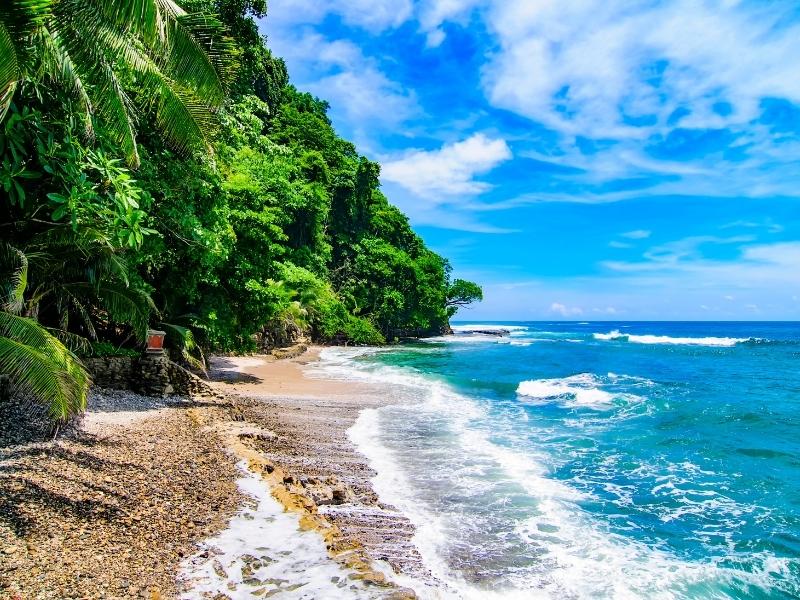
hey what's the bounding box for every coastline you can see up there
[0,346,428,599]
[205,348,431,593]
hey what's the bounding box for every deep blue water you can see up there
[326,322,800,599]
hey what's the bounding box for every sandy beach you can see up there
[0,347,425,599]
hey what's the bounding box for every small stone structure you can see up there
[83,355,220,399]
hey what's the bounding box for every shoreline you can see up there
[204,348,431,593]
[0,346,429,599]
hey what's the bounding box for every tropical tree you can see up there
[446,278,483,316]
[0,0,235,166]
[0,244,90,424]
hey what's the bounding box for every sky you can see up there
[259,0,800,321]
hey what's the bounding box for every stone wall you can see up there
[83,355,221,399]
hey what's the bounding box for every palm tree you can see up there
[0,0,234,166]
[0,244,90,423]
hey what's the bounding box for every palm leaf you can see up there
[45,327,91,354]
[0,312,89,422]
[95,283,156,341]
[161,321,206,374]
[0,0,51,120]
[0,244,28,314]
[62,282,155,341]
[36,26,95,137]
[45,0,231,165]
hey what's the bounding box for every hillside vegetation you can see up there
[0,0,481,420]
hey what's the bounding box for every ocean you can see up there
[311,322,800,599]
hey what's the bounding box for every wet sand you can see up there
[208,349,430,585]
[0,347,429,599]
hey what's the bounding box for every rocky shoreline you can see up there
[0,390,243,599]
[0,348,429,599]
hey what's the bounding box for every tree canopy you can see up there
[0,0,482,421]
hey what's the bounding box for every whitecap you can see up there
[592,330,750,347]
[178,462,389,599]
[516,373,643,410]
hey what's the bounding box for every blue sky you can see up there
[260,0,800,320]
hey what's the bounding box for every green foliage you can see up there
[446,278,484,317]
[0,246,89,423]
[86,341,139,358]
[0,0,482,422]
[0,0,235,166]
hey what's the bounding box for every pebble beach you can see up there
[0,348,422,599]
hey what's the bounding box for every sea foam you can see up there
[593,330,750,346]
[178,462,388,599]
[516,373,644,410]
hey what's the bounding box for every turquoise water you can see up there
[323,322,800,599]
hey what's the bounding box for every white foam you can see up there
[450,324,529,332]
[516,373,643,410]
[592,330,748,347]
[329,346,796,599]
[178,462,391,599]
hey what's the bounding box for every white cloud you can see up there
[550,302,584,317]
[306,69,418,127]
[265,0,413,32]
[621,229,651,239]
[481,0,800,138]
[417,0,484,44]
[604,235,756,272]
[259,29,419,144]
[609,240,632,249]
[381,134,512,198]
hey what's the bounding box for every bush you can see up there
[85,342,141,358]
[343,315,385,345]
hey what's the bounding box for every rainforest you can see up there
[0,0,481,422]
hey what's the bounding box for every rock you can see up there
[212,559,227,578]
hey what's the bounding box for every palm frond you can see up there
[166,12,234,104]
[36,26,94,137]
[0,244,28,314]
[95,283,156,340]
[61,282,155,341]
[0,21,20,123]
[45,327,91,354]
[0,312,89,422]
[0,0,51,120]
[161,321,206,374]
[47,0,231,164]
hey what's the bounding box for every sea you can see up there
[310,321,800,600]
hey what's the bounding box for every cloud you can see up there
[417,0,484,45]
[465,0,800,203]
[381,134,512,198]
[609,240,632,249]
[260,29,419,145]
[721,219,785,233]
[621,229,651,239]
[603,235,756,272]
[550,302,584,317]
[265,0,413,33]
[481,0,800,138]
[306,69,418,127]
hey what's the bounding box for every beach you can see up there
[0,348,423,599]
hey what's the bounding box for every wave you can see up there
[451,323,529,332]
[343,358,787,599]
[179,461,385,599]
[517,373,645,410]
[592,330,757,347]
[330,350,800,599]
